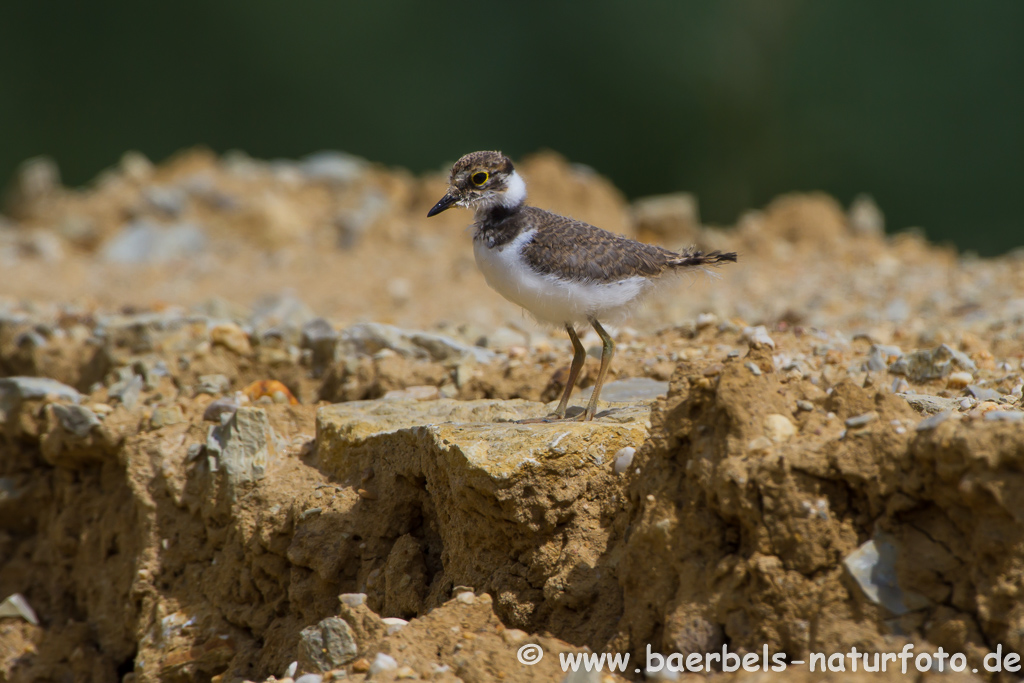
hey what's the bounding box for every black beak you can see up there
[427,193,457,217]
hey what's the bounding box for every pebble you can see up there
[796,400,814,411]
[741,325,776,349]
[764,414,797,442]
[299,150,367,184]
[383,385,441,401]
[984,411,1023,422]
[301,317,339,377]
[578,377,668,403]
[966,385,1001,401]
[211,322,253,356]
[298,617,359,672]
[890,344,977,382]
[899,394,959,415]
[295,675,322,683]
[947,371,974,389]
[394,666,417,680]
[845,412,877,428]
[101,219,207,264]
[501,628,529,645]
[338,593,367,608]
[150,404,185,429]
[613,446,635,474]
[456,591,476,605]
[195,374,231,396]
[382,617,409,635]
[0,376,81,405]
[744,361,762,376]
[867,344,902,372]
[250,292,316,337]
[351,658,371,673]
[0,593,39,625]
[369,653,398,675]
[108,374,144,410]
[917,411,953,431]
[203,398,240,423]
[747,436,773,454]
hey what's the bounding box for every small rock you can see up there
[916,411,953,431]
[211,322,253,356]
[0,376,81,409]
[947,371,974,389]
[150,404,185,429]
[889,344,977,382]
[285,661,298,678]
[456,591,476,605]
[741,325,775,349]
[867,344,902,372]
[899,394,959,415]
[744,361,762,376]
[764,414,797,443]
[477,326,528,350]
[747,436,773,454]
[301,318,339,378]
[50,404,101,438]
[0,593,39,625]
[295,675,323,683]
[369,653,398,676]
[203,398,240,423]
[578,377,669,403]
[101,219,207,264]
[848,194,885,235]
[383,385,441,401]
[351,658,371,673]
[394,666,417,680]
[381,617,408,635]
[843,534,928,614]
[144,185,188,216]
[501,628,529,645]
[966,385,1001,401]
[250,291,315,338]
[205,407,277,494]
[845,412,877,428]
[342,322,494,364]
[195,374,231,396]
[984,411,1024,422]
[299,150,367,184]
[298,617,359,672]
[613,446,635,474]
[338,593,367,608]
[891,377,910,393]
[796,400,814,411]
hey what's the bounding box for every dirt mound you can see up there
[1,149,1023,682]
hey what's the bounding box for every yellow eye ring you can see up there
[471,171,489,186]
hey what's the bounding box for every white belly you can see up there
[473,229,649,325]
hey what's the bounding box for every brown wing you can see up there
[520,207,678,282]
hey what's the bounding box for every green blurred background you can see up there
[1,1,1021,254]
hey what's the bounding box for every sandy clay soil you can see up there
[1,148,1023,682]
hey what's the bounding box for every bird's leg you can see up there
[553,324,587,418]
[584,318,615,421]
[517,324,587,423]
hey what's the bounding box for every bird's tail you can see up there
[668,248,738,269]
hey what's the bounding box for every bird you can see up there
[427,151,737,422]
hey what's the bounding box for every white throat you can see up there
[501,171,527,209]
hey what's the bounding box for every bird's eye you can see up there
[471,171,489,186]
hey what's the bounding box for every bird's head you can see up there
[427,151,527,217]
